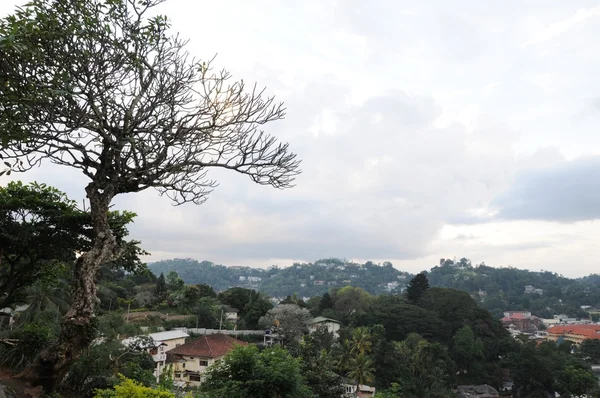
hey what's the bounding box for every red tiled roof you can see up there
[509,313,530,319]
[548,324,600,339]
[167,333,247,358]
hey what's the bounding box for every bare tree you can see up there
[259,304,312,345]
[0,0,300,388]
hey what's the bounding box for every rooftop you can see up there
[167,333,247,358]
[457,384,499,398]
[148,330,189,342]
[311,316,341,325]
[548,324,600,339]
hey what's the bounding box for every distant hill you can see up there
[428,258,600,319]
[149,256,600,318]
[148,258,411,297]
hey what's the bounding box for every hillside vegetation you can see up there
[151,257,600,319]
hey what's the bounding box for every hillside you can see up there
[148,258,411,297]
[150,257,600,318]
[428,258,600,319]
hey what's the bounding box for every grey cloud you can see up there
[494,157,600,222]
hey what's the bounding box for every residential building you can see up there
[309,317,341,338]
[123,329,189,380]
[167,333,247,387]
[248,276,262,283]
[553,314,578,323]
[501,311,541,333]
[221,306,239,322]
[342,383,376,397]
[313,280,325,286]
[547,324,600,345]
[457,384,500,398]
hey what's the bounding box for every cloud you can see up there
[493,157,600,222]
[526,6,600,45]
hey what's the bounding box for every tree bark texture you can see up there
[18,185,119,392]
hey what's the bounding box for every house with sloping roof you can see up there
[457,384,500,398]
[122,329,189,381]
[167,333,247,386]
[547,324,600,344]
[309,316,341,338]
[341,378,376,397]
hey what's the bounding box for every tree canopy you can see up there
[0,0,299,386]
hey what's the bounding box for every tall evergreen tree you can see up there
[154,273,168,303]
[406,272,430,304]
[320,292,334,312]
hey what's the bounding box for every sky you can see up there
[2,0,600,277]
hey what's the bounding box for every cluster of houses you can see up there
[501,310,600,347]
[122,316,378,397]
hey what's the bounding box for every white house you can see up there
[342,383,376,397]
[222,306,239,322]
[123,329,189,381]
[309,317,341,338]
[167,334,247,386]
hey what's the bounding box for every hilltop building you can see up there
[501,311,541,333]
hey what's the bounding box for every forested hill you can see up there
[428,258,600,319]
[148,258,411,297]
[150,257,600,318]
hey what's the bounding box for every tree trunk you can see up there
[17,184,119,392]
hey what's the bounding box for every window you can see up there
[199,360,209,367]
[345,386,353,393]
[182,363,186,369]
[176,343,181,347]
[159,346,164,352]
[174,372,182,378]
[189,374,201,382]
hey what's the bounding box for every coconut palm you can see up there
[351,326,372,355]
[335,339,354,373]
[20,279,70,323]
[348,352,374,395]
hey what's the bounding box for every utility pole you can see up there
[219,308,223,331]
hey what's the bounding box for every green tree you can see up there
[196,283,217,298]
[319,292,334,312]
[578,339,600,363]
[293,334,344,398]
[201,345,310,398]
[419,287,479,336]
[0,0,299,385]
[351,327,372,355]
[451,325,484,376]
[153,273,167,304]
[334,339,354,374]
[406,272,430,304]
[355,295,450,342]
[19,279,71,323]
[348,353,375,391]
[393,334,455,397]
[94,376,175,398]
[0,182,144,312]
[165,271,184,293]
[509,344,554,398]
[332,286,372,319]
[554,365,599,397]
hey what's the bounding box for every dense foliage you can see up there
[149,258,410,296]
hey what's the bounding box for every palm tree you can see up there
[351,326,372,355]
[348,353,374,396]
[20,279,70,323]
[335,339,353,374]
